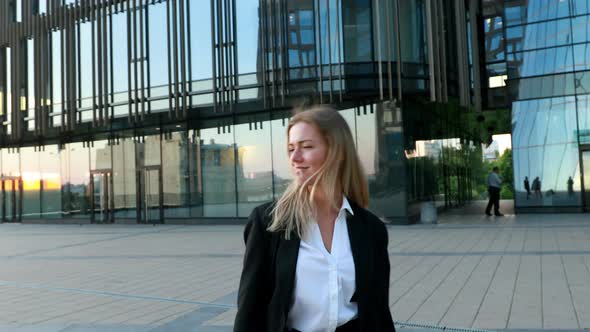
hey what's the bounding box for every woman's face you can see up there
[288,122,328,184]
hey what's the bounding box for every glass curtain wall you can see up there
[507,0,590,208]
[40,145,62,218]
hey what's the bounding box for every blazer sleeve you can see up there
[233,206,272,332]
[376,221,396,331]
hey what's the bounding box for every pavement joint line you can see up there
[471,253,503,328]
[0,253,243,260]
[1,226,188,259]
[389,250,590,256]
[396,320,494,332]
[0,280,237,309]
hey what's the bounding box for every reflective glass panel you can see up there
[504,0,569,27]
[508,46,574,78]
[235,115,273,217]
[506,18,571,52]
[360,103,406,218]
[112,12,128,108]
[399,0,426,66]
[201,126,237,217]
[270,117,292,199]
[40,145,62,218]
[571,0,590,16]
[576,70,590,95]
[148,2,169,107]
[572,15,590,44]
[51,31,62,122]
[510,73,576,100]
[20,147,40,219]
[64,143,91,219]
[188,0,212,91]
[512,97,577,149]
[287,0,316,79]
[342,0,373,62]
[162,130,190,218]
[79,22,93,109]
[514,143,581,207]
[236,0,260,81]
[188,129,204,217]
[573,43,590,72]
[112,138,136,219]
[27,39,35,131]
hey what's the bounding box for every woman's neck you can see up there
[312,188,342,215]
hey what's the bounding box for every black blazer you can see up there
[233,201,395,332]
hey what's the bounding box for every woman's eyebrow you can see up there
[288,139,313,145]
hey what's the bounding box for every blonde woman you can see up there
[234,106,395,332]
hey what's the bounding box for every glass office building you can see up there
[0,0,487,223]
[484,0,590,212]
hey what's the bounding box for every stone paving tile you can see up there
[0,213,589,331]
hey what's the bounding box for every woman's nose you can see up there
[290,148,303,162]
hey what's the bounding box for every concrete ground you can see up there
[0,205,588,331]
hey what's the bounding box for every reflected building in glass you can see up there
[482,0,590,212]
[0,0,495,223]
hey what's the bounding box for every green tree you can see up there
[497,149,514,199]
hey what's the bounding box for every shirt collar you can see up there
[340,196,354,216]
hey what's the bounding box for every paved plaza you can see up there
[0,206,588,331]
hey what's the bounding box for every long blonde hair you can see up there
[268,106,369,239]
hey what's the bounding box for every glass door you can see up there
[583,151,590,211]
[140,166,162,223]
[1,177,22,222]
[90,170,114,223]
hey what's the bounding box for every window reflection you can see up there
[571,15,590,44]
[201,125,237,217]
[188,0,212,91]
[112,12,128,108]
[148,2,169,107]
[235,115,273,217]
[270,116,292,199]
[514,144,581,207]
[504,0,570,27]
[112,137,137,219]
[40,146,62,218]
[506,18,571,52]
[508,46,574,78]
[20,147,40,219]
[162,130,191,218]
[62,143,91,219]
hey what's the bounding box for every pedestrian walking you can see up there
[532,177,542,199]
[485,166,503,216]
[567,176,574,196]
[234,106,395,332]
[524,176,530,199]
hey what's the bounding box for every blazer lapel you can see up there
[275,231,300,319]
[346,209,370,317]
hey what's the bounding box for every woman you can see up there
[234,106,395,332]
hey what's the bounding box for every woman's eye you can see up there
[303,146,312,149]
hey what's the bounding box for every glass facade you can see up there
[0,0,485,223]
[504,0,590,211]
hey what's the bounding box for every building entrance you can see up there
[0,176,22,222]
[90,169,114,223]
[138,166,163,224]
[582,150,590,212]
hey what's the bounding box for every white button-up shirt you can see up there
[286,197,358,332]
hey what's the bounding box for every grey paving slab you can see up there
[0,209,588,331]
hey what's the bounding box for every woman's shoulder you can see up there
[247,201,276,228]
[349,202,388,233]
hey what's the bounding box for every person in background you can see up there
[567,176,574,196]
[485,166,503,217]
[524,176,530,199]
